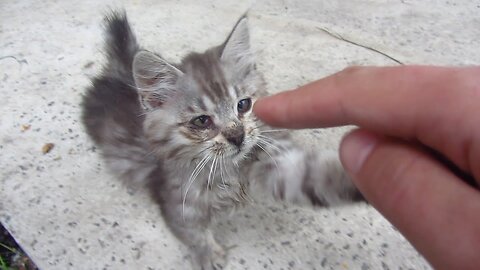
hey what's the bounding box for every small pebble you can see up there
[42,143,54,154]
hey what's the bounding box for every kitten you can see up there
[82,11,364,270]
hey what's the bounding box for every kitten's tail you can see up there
[82,11,156,191]
[102,11,139,80]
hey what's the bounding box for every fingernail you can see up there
[340,129,379,174]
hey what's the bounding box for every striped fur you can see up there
[81,11,364,270]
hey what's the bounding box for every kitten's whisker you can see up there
[251,125,285,134]
[194,156,211,183]
[143,149,157,158]
[258,135,290,153]
[183,156,210,211]
[182,154,211,220]
[183,155,209,200]
[219,155,228,190]
[251,123,269,130]
[207,155,217,190]
[256,141,280,177]
[193,147,211,160]
[257,137,284,154]
[258,136,287,153]
[259,129,287,133]
[211,155,219,189]
[187,155,209,183]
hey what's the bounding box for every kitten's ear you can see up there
[220,16,254,71]
[133,51,183,109]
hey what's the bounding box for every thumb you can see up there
[339,129,480,270]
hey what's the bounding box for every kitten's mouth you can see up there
[231,144,253,159]
[225,148,241,158]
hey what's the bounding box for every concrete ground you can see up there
[1,0,479,269]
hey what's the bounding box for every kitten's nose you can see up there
[223,127,245,147]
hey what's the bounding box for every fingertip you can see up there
[253,97,271,120]
[252,96,268,116]
[253,93,285,126]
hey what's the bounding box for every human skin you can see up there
[253,66,480,270]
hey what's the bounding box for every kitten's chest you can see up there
[168,158,255,211]
[207,180,251,212]
[190,167,252,211]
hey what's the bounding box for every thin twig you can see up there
[317,27,404,65]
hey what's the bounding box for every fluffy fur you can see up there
[82,11,364,270]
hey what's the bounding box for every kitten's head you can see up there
[132,17,267,164]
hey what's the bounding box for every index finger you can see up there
[253,66,480,181]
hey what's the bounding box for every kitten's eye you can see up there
[190,115,212,128]
[237,98,252,114]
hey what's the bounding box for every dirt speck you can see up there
[83,61,94,69]
[42,143,54,154]
[21,124,31,132]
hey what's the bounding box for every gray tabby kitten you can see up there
[82,11,363,270]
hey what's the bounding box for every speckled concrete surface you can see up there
[1,1,479,269]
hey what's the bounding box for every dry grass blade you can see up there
[317,27,404,65]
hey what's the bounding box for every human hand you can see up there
[253,66,480,270]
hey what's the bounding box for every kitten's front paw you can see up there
[191,238,228,270]
[192,250,227,270]
[209,243,227,270]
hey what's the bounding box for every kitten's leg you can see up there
[250,148,364,206]
[159,190,227,270]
